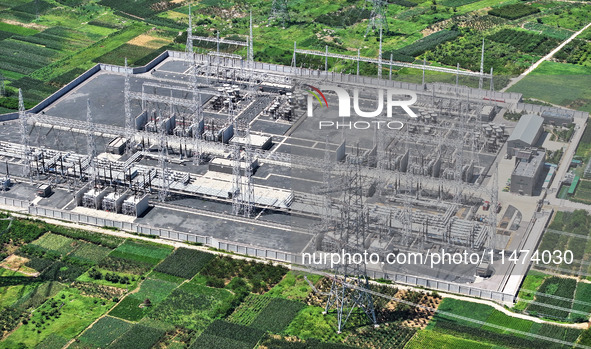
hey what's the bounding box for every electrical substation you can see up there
[0,4,584,332]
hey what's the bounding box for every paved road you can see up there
[501,21,591,92]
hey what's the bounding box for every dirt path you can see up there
[501,21,591,92]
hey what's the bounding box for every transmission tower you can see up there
[324,160,377,333]
[190,52,203,165]
[248,11,254,69]
[86,100,97,188]
[364,0,388,37]
[18,89,31,180]
[124,58,134,154]
[186,4,193,57]
[269,0,290,27]
[453,102,466,204]
[377,27,383,79]
[158,127,170,202]
[242,118,255,218]
[487,165,499,251]
[478,38,485,89]
[228,93,243,216]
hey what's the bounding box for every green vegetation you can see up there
[3,288,113,348]
[537,210,591,276]
[514,270,548,311]
[108,323,165,349]
[266,271,322,301]
[154,247,214,279]
[508,61,591,112]
[149,280,234,332]
[200,255,288,293]
[488,29,559,56]
[250,298,305,333]
[193,320,265,349]
[98,255,153,275]
[488,4,540,20]
[2,214,586,348]
[573,179,591,204]
[69,242,112,263]
[227,294,272,326]
[0,0,583,113]
[93,43,162,66]
[0,21,38,35]
[99,0,182,19]
[34,334,69,349]
[429,298,582,348]
[109,239,173,265]
[31,233,77,255]
[77,315,132,347]
[406,329,494,349]
[572,282,591,316]
[109,296,147,321]
[384,29,460,62]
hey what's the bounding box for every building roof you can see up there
[513,150,545,178]
[230,135,271,147]
[508,114,544,145]
[541,109,573,121]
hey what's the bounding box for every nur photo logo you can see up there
[304,85,418,130]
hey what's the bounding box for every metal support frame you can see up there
[323,160,377,333]
[19,89,31,180]
[86,100,97,187]
[479,38,485,89]
[158,127,170,202]
[185,4,193,57]
[124,58,135,154]
[364,0,388,37]
[269,0,290,27]
[294,47,491,78]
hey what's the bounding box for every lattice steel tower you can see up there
[248,11,254,69]
[86,100,97,187]
[124,58,135,154]
[365,0,389,37]
[18,89,31,180]
[324,160,377,333]
[186,4,193,57]
[158,127,170,202]
[269,0,290,27]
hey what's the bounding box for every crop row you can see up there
[227,294,272,326]
[555,39,591,66]
[394,30,460,59]
[93,43,158,66]
[154,247,213,279]
[108,324,165,349]
[200,255,287,292]
[441,0,479,7]
[150,285,233,331]
[250,298,305,333]
[11,0,55,15]
[487,29,560,56]
[99,0,181,19]
[489,4,540,20]
[526,276,577,320]
[195,320,265,349]
[523,22,573,41]
[77,316,132,348]
[315,8,371,27]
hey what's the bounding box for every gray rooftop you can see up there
[513,150,545,178]
[508,114,544,145]
[541,109,574,120]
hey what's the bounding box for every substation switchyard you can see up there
[0,13,565,331]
